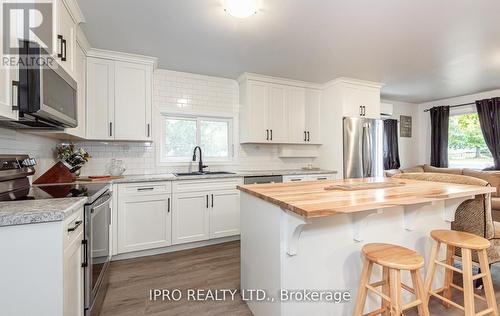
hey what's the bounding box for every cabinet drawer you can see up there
[173,178,243,193]
[283,176,307,183]
[63,207,84,250]
[118,182,171,195]
[308,174,334,181]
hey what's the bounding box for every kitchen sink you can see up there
[174,171,236,177]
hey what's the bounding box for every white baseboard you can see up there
[111,235,240,261]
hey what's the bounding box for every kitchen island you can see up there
[237,177,496,316]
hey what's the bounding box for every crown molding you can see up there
[86,48,159,68]
[62,0,86,25]
[238,72,322,90]
[322,77,384,89]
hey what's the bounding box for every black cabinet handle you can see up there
[167,197,170,213]
[147,124,150,137]
[304,131,307,141]
[206,195,209,208]
[57,35,63,58]
[61,38,67,61]
[81,239,88,267]
[266,129,269,140]
[109,122,113,137]
[211,194,214,207]
[137,187,154,191]
[67,220,83,232]
[270,129,273,141]
[11,81,19,111]
[307,131,310,141]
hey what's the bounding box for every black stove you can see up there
[0,155,109,203]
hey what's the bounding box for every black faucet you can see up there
[192,146,207,173]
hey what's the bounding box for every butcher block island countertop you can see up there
[237,177,496,219]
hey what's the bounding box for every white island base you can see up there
[240,192,473,316]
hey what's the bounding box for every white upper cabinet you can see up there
[64,41,86,138]
[86,57,115,140]
[86,51,155,141]
[55,0,76,77]
[0,61,18,121]
[239,73,321,144]
[114,61,152,141]
[340,81,382,119]
[304,89,321,143]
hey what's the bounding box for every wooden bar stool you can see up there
[354,243,429,316]
[424,230,498,316]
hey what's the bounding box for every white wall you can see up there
[381,100,420,169]
[416,89,500,165]
[0,128,59,179]
[78,69,314,176]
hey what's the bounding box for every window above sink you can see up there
[159,114,234,164]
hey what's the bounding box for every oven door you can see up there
[84,192,111,314]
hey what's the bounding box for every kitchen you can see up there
[1,1,500,316]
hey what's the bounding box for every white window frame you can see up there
[159,114,234,164]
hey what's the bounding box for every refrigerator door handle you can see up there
[362,123,370,177]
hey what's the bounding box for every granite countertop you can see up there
[0,197,87,227]
[80,169,338,184]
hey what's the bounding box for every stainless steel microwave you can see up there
[13,41,77,129]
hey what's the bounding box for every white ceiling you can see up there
[77,0,500,103]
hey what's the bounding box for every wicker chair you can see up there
[392,172,500,265]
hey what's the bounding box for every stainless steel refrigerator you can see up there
[343,117,384,179]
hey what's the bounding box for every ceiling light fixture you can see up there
[223,0,260,18]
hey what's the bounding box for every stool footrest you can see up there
[429,290,465,311]
[362,307,386,316]
[475,307,494,316]
[365,284,391,303]
[402,299,422,311]
[472,272,487,281]
[449,283,487,302]
[435,259,462,273]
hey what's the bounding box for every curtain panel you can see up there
[383,119,400,170]
[430,106,450,167]
[476,98,500,170]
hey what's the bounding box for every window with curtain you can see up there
[448,112,493,169]
[160,115,233,163]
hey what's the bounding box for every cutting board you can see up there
[78,176,124,182]
[325,181,405,191]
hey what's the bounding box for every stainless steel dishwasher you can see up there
[243,175,283,184]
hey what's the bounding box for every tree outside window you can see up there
[448,113,493,169]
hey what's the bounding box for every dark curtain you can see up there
[383,119,400,170]
[430,106,450,167]
[476,98,500,170]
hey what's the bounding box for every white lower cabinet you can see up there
[63,225,84,316]
[115,178,242,254]
[117,182,172,254]
[171,191,210,244]
[172,178,242,246]
[210,189,240,239]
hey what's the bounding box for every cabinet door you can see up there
[210,189,240,239]
[63,230,84,316]
[65,42,86,138]
[358,88,381,119]
[287,87,306,143]
[305,89,321,143]
[0,3,19,121]
[56,0,76,77]
[114,62,152,141]
[268,84,286,143]
[117,194,171,253]
[172,192,210,245]
[86,57,115,140]
[246,81,269,142]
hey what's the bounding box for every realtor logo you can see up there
[2,2,53,54]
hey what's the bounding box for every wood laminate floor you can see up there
[101,241,500,316]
